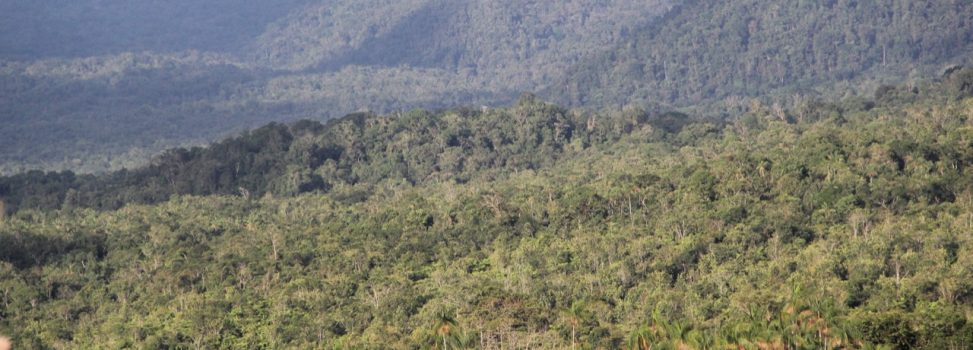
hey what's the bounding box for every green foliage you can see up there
[0,98,674,212]
[3,79,973,348]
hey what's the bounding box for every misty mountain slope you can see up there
[0,0,312,60]
[0,0,677,174]
[249,0,437,70]
[0,58,514,175]
[3,0,973,175]
[252,0,677,78]
[550,0,973,108]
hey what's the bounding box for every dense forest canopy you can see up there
[4,2,973,349]
[1,0,971,173]
[0,93,700,213]
[3,74,973,348]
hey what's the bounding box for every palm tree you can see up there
[627,325,654,350]
[450,328,477,349]
[561,300,588,350]
[436,313,457,350]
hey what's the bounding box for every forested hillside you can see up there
[6,2,973,349]
[553,0,973,107]
[0,0,672,174]
[0,93,697,212]
[251,0,675,76]
[4,0,972,174]
[3,74,973,348]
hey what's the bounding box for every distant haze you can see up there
[0,0,970,174]
[0,0,312,59]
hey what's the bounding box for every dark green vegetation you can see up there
[3,74,973,348]
[3,0,972,173]
[0,93,697,213]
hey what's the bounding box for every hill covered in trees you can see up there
[0,0,672,174]
[0,93,700,212]
[2,74,973,348]
[3,0,973,173]
[552,0,973,108]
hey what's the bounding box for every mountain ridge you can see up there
[2,0,972,175]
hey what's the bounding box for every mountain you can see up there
[1,0,972,175]
[2,76,973,348]
[0,0,312,60]
[251,0,675,80]
[5,3,973,348]
[551,0,973,108]
[0,93,695,212]
[0,0,675,174]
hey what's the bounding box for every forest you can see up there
[2,70,973,349]
[1,0,971,174]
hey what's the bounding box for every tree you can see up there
[561,300,588,350]
[435,313,457,350]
